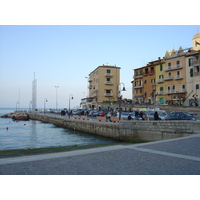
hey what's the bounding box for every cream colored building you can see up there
[184,31,200,106]
[82,65,121,110]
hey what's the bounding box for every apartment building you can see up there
[82,65,120,110]
[184,31,200,106]
[132,31,200,106]
[132,59,163,104]
[164,47,187,105]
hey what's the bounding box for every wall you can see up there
[29,113,200,143]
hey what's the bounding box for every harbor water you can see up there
[0,108,117,151]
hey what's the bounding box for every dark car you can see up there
[166,112,196,121]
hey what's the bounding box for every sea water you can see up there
[0,108,117,151]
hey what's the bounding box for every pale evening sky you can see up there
[0,1,199,109]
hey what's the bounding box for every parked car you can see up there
[120,112,136,120]
[165,112,196,120]
[147,112,169,120]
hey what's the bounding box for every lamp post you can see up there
[118,82,126,120]
[69,94,74,111]
[44,98,48,115]
[55,86,59,111]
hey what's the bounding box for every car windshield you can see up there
[184,113,192,117]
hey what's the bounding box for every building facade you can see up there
[184,31,200,106]
[132,31,200,106]
[82,65,121,110]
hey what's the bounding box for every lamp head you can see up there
[122,86,126,91]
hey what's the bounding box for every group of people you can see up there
[127,109,161,120]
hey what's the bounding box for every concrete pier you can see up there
[29,113,200,143]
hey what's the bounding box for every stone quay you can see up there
[29,113,200,143]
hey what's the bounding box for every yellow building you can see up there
[155,58,165,104]
[164,47,188,105]
[84,65,121,110]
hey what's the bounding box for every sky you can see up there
[0,1,199,109]
[1,25,200,109]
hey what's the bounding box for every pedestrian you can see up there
[135,109,139,120]
[128,114,133,120]
[140,111,144,120]
[154,111,161,120]
[100,111,105,117]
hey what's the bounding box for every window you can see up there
[140,88,142,93]
[176,60,180,66]
[160,87,164,91]
[196,84,199,90]
[136,71,138,76]
[107,69,111,74]
[106,78,110,82]
[140,70,143,75]
[168,63,171,69]
[172,85,175,90]
[189,58,193,66]
[160,64,163,71]
[190,68,193,77]
[168,86,170,91]
[105,90,111,94]
[177,71,180,75]
[159,75,164,79]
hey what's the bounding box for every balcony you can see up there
[133,74,143,79]
[134,84,144,89]
[105,81,113,85]
[164,64,183,71]
[105,73,113,76]
[165,90,176,94]
[156,78,164,83]
[91,92,97,97]
[174,75,183,80]
[164,76,173,81]
[157,91,165,95]
[104,93,113,97]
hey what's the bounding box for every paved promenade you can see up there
[1,133,200,175]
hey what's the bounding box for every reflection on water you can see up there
[0,118,117,151]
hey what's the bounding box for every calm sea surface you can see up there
[0,108,117,151]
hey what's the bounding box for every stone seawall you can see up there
[29,113,200,143]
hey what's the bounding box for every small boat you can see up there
[12,115,30,121]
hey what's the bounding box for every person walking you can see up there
[140,111,144,120]
[154,111,161,120]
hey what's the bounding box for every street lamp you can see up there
[55,86,59,110]
[69,94,74,111]
[44,98,48,115]
[118,82,126,120]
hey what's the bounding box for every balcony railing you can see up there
[133,74,143,79]
[105,81,113,85]
[134,83,144,88]
[157,91,165,95]
[156,78,164,83]
[174,75,183,80]
[104,93,113,97]
[164,76,173,81]
[164,64,183,71]
[105,73,113,76]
